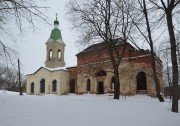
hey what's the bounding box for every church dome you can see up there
[46,17,64,44]
[50,28,62,41]
[54,20,59,25]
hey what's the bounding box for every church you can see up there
[26,18,164,97]
[26,18,69,95]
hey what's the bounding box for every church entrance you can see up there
[136,72,147,92]
[97,82,104,94]
[70,79,75,93]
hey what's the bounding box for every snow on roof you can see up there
[46,38,65,45]
[43,66,68,71]
[26,66,69,76]
[66,65,77,69]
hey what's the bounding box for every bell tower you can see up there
[45,16,66,68]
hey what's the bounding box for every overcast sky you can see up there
[8,0,163,75]
[16,0,78,75]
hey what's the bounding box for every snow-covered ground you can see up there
[0,90,180,126]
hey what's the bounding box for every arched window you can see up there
[95,70,107,77]
[40,79,45,93]
[58,49,61,61]
[31,82,34,94]
[111,76,115,91]
[87,78,91,92]
[52,80,57,93]
[49,49,52,60]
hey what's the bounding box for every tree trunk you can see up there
[107,42,120,99]
[166,11,179,113]
[114,65,120,99]
[150,49,164,102]
[18,59,23,96]
[143,0,164,102]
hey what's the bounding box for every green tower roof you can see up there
[50,19,62,41]
[50,28,62,40]
[54,20,59,25]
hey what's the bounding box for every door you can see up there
[98,82,104,94]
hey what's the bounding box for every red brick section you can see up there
[67,42,163,94]
[66,66,77,80]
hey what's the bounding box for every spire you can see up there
[49,14,62,41]
[54,13,59,27]
[45,13,66,68]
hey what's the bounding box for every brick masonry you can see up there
[67,42,163,96]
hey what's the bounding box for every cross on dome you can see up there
[56,13,58,20]
[54,13,59,26]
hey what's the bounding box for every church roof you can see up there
[76,38,126,56]
[50,28,62,41]
[46,18,65,44]
[26,66,68,76]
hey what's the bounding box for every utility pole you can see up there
[18,59,23,95]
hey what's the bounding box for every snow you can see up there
[0,91,180,126]
[43,66,68,71]
[46,38,65,45]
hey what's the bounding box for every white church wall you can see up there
[26,67,70,95]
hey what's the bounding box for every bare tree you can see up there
[149,0,180,113]
[176,34,180,67]
[142,0,164,102]
[116,0,165,101]
[0,64,7,89]
[0,63,26,92]
[66,0,134,99]
[0,0,48,66]
[158,40,172,98]
[128,0,164,101]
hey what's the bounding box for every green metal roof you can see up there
[50,28,62,40]
[54,20,59,25]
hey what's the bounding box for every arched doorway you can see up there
[70,79,75,93]
[40,79,45,93]
[87,78,91,92]
[31,82,34,94]
[95,70,106,94]
[97,82,104,94]
[52,80,57,93]
[136,72,147,91]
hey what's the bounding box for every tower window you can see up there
[58,49,61,61]
[49,49,52,60]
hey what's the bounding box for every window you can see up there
[52,80,57,93]
[58,49,61,61]
[49,49,52,60]
[95,70,107,77]
[40,79,45,93]
[31,82,34,94]
[87,79,91,92]
[111,76,115,91]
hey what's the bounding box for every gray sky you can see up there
[16,0,78,75]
